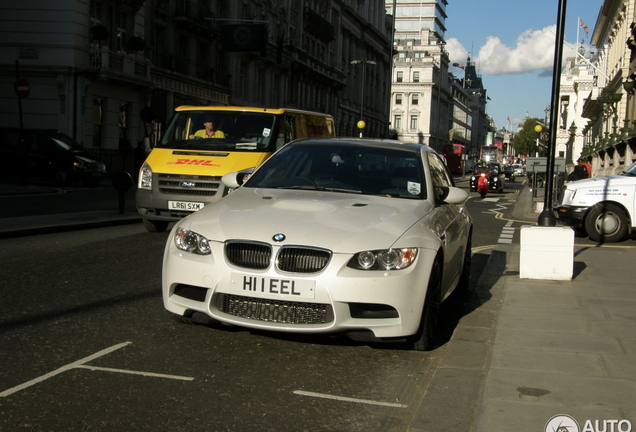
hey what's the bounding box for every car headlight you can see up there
[174,227,211,255]
[347,248,417,270]
[470,175,476,181]
[139,162,152,189]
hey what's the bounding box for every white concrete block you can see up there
[519,225,574,280]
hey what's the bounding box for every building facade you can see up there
[385,0,490,155]
[580,0,636,175]
[0,0,392,168]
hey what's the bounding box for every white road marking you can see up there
[498,220,516,244]
[74,365,194,381]
[293,390,408,408]
[0,341,193,398]
[0,341,131,398]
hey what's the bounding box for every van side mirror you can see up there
[221,168,254,189]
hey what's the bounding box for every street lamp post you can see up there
[534,124,543,157]
[351,59,376,138]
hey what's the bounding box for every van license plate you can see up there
[168,201,205,211]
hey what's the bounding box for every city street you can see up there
[0,177,519,431]
[1,177,633,431]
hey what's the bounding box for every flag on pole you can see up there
[507,116,511,124]
[579,19,589,37]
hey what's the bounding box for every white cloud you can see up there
[447,25,557,75]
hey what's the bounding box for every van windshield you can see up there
[159,111,280,152]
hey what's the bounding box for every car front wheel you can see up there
[407,257,442,351]
[584,203,628,242]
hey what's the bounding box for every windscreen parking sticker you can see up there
[407,182,421,195]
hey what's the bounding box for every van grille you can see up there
[158,173,221,196]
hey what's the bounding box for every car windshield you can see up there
[622,161,636,175]
[245,143,426,199]
[159,111,279,152]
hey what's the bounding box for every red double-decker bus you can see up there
[443,143,464,174]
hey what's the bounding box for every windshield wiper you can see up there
[277,185,362,194]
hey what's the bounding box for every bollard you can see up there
[111,172,133,214]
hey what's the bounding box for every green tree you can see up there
[512,117,545,156]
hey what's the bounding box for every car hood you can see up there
[182,188,437,252]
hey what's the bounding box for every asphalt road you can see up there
[0,178,526,431]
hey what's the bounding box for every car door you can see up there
[427,152,467,296]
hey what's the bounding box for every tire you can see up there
[54,170,70,186]
[407,257,442,351]
[480,190,486,198]
[143,218,169,233]
[584,203,628,242]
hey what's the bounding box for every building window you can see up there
[396,94,403,104]
[397,71,403,83]
[394,114,402,129]
[410,115,418,129]
[412,94,419,105]
[413,71,420,83]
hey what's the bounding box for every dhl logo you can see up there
[169,159,221,167]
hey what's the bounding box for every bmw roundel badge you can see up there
[273,233,286,242]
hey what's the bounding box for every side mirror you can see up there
[438,186,469,204]
[221,168,254,189]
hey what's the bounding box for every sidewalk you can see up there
[0,182,141,238]
[407,182,636,431]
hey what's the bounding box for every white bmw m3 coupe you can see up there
[162,138,472,350]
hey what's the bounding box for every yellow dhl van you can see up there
[136,106,335,232]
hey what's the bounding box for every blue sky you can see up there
[444,0,604,132]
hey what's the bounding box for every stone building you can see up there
[385,0,490,154]
[581,0,636,175]
[0,0,392,164]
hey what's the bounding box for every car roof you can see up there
[287,137,433,154]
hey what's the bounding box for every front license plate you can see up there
[230,273,316,299]
[168,201,205,211]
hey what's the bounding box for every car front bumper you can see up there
[162,237,440,339]
[554,204,589,227]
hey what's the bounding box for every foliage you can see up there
[512,117,545,156]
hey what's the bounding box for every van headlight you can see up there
[139,162,152,189]
[174,227,211,255]
[347,248,417,270]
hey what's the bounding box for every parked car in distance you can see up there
[162,138,473,351]
[0,128,107,186]
[504,165,515,182]
[513,164,525,176]
[469,161,506,193]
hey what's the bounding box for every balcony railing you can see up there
[88,48,151,82]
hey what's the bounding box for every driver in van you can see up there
[189,115,226,139]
